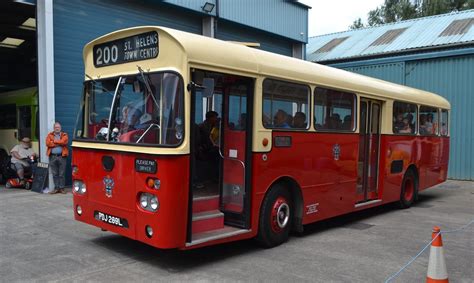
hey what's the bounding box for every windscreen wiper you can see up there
[137,66,159,108]
[106,76,125,141]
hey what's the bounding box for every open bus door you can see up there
[188,70,253,244]
[356,99,382,204]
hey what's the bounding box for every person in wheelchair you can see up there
[10,137,37,186]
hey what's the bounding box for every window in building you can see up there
[263,79,310,130]
[0,104,16,129]
[393,101,417,134]
[314,37,349,53]
[314,87,355,131]
[440,109,449,136]
[18,106,32,140]
[419,106,439,135]
[439,18,474,37]
[370,28,407,46]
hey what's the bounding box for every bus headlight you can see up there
[73,180,86,194]
[139,193,159,212]
[150,196,159,211]
[140,194,149,208]
[76,205,83,215]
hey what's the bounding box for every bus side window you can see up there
[419,105,439,135]
[314,87,355,131]
[440,109,448,136]
[393,101,417,134]
[262,79,310,130]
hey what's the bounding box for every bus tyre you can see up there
[398,169,417,209]
[257,184,292,248]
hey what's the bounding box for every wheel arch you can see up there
[406,163,419,196]
[263,176,304,233]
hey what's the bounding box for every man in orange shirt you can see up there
[46,122,69,194]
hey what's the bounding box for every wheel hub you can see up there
[271,197,290,233]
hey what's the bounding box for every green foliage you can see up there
[359,0,474,27]
[349,18,365,30]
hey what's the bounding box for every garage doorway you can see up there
[0,0,38,181]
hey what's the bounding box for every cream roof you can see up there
[85,26,451,109]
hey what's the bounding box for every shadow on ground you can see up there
[86,191,443,271]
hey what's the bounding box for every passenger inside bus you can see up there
[427,113,436,134]
[273,109,291,128]
[195,111,220,187]
[419,114,428,134]
[120,103,143,134]
[292,111,306,128]
[393,113,405,133]
[237,113,247,130]
[398,118,412,134]
[342,115,352,130]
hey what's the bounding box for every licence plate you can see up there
[94,211,129,228]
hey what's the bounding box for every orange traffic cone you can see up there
[426,226,449,282]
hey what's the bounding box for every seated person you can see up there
[398,118,412,134]
[419,114,428,135]
[273,109,291,128]
[406,113,415,133]
[324,114,341,129]
[10,137,36,184]
[120,103,142,133]
[342,115,352,130]
[426,113,435,134]
[293,112,307,128]
[331,114,342,129]
[237,113,247,130]
[393,113,405,133]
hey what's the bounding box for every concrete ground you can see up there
[0,180,472,282]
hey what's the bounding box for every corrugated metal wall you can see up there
[343,63,405,85]
[405,55,474,180]
[164,0,308,43]
[216,20,293,57]
[53,0,202,183]
[341,55,474,180]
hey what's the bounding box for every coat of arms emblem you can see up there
[103,175,115,198]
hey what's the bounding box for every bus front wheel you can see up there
[257,184,292,248]
[398,169,417,209]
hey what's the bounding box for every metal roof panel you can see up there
[307,9,474,62]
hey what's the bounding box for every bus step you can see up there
[192,210,224,234]
[188,226,250,247]
[193,195,219,213]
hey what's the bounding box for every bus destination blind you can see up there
[93,31,159,67]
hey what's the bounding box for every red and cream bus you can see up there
[72,26,450,249]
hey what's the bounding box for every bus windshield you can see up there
[75,72,184,146]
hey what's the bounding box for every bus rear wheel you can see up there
[398,169,417,208]
[257,184,292,248]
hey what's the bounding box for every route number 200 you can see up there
[96,45,118,66]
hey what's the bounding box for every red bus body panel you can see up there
[72,148,190,249]
[72,132,448,249]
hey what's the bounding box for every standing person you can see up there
[46,122,69,194]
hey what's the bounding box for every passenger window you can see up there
[314,87,355,131]
[393,101,417,134]
[419,106,439,135]
[440,109,448,136]
[262,79,310,130]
